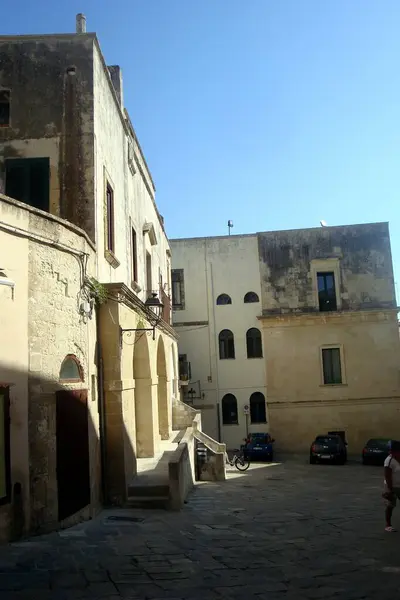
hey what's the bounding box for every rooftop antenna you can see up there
[320,219,328,227]
[228,220,233,235]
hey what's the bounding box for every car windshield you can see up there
[366,439,390,449]
[315,436,339,447]
[249,434,270,443]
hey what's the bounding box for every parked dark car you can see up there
[310,434,347,465]
[243,433,274,462]
[362,438,391,466]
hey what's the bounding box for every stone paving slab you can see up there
[0,460,398,598]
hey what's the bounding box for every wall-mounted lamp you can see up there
[80,298,95,321]
[120,292,164,345]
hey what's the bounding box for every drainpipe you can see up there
[217,402,222,444]
[95,306,108,505]
[204,241,213,378]
[210,262,221,442]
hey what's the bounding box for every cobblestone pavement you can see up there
[0,459,399,600]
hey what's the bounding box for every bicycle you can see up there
[225,448,251,471]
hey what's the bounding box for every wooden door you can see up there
[56,389,90,521]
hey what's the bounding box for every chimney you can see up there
[76,13,87,34]
[108,66,123,107]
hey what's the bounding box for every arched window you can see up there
[219,329,235,359]
[222,394,238,425]
[59,355,83,382]
[250,392,267,424]
[246,328,263,358]
[244,291,259,303]
[216,294,232,305]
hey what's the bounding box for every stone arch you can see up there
[59,354,84,383]
[157,336,170,440]
[133,331,154,457]
[216,293,232,305]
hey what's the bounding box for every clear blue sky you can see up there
[3,2,400,296]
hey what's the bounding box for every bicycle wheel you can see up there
[234,456,250,471]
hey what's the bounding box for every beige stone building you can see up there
[171,222,400,454]
[0,15,191,542]
[258,222,400,453]
[0,194,99,542]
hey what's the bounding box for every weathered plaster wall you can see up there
[171,235,267,449]
[257,222,400,453]
[0,194,99,541]
[0,35,96,239]
[93,45,172,304]
[27,205,99,532]
[262,310,400,452]
[258,223,395,315]
[0,198,29,542]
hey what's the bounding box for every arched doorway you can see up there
[56,355,90,521]
[133,330,154,457]
[157,336,169,440]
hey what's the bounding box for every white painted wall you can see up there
[171,235,268,450]
[92,46,171,303]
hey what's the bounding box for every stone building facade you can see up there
[170,235,267,450]
[0,17,178,541]
[258,223,400,452]
[0,194,99,543]
[171,223,400,453]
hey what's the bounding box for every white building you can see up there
[170,235,267,449]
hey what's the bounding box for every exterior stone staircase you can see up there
[126,398,226,510]
[127,435,182,509]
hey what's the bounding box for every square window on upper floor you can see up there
[0,90,10,127]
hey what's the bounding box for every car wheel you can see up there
[310,455,316,464]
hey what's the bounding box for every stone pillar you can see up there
[158,375,170,440]
[135,379,157,458]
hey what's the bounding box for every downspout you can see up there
[204,241,213,377]
[210,261,221,442]
[95,306,108,505]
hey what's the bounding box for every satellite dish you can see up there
[320,220,327,227]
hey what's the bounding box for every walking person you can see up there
[383,440,400,532]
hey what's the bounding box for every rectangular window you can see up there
[146,251,152,295]
[179,354,191,380]
[172,269,185,310]
[317,272,337,312]
[322,348,342,385]
[106,183,115,253]
[131,227,138,283]
[0,90,10,127]
[0,388,11,505]
[5,157,49,212]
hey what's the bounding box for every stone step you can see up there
[126,495,169,510]
[127,483,169,498]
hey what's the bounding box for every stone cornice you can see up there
[258,308,399,328]
[268,395,400,409]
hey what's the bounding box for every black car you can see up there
[362,438,391,466]
[310,434,347,465]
